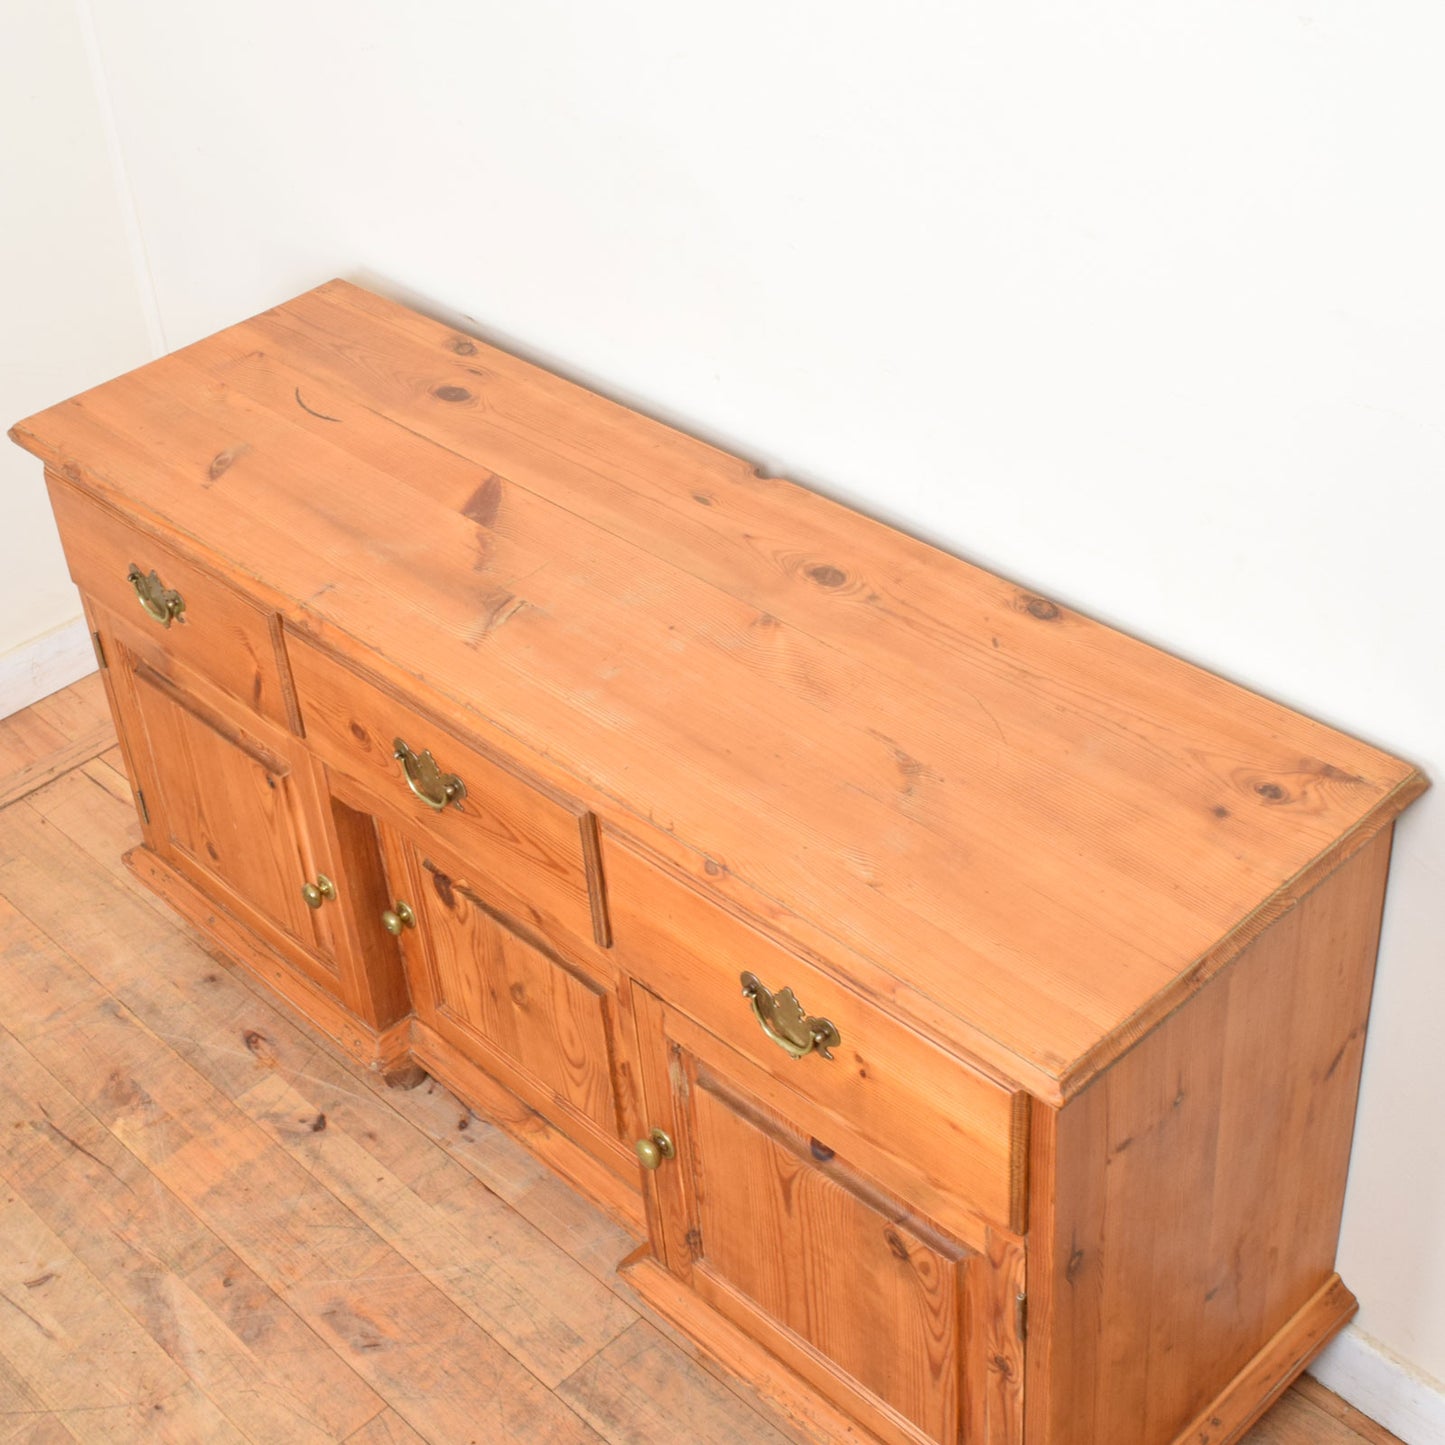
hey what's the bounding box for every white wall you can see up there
[0,1,154,709]
[10,1,1444,1429]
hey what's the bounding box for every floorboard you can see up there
[0,678,1405,1444]
[0,674,111,812]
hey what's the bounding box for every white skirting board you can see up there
[1311,1324,1445,1445]
[0,618,98,719]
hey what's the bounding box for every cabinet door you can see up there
[102,622,343,995]
[379,828,630,1172]
[632,988,1024,1445]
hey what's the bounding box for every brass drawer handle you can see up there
[127,564,185,628]
[740,972,840,1061]
[381,901,416,936]
[301,874,336,909]
[635,1128,675,1171]
[393,737,467,812]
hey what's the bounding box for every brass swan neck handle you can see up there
[740,972,840,1061]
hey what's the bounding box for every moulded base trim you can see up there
[1168,1274,1358,1445]
[621,1253,879,1445]
[411,1018,645,1236]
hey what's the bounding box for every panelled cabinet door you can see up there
[99,618,344,996]
[632,987,1025,1445]
[378,827,630,1172]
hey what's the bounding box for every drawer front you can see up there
[288,633,603,952]
[48,476,294,728]
[606,829,1027,1235]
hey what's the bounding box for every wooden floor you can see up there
[0,675,1405,1445]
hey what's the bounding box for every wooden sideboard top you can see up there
[10,280,1424,1100]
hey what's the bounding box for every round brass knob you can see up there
[381,901,416,936]
[301,874,336,909]
[635,1128,675,1171]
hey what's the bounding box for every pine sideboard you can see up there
[10,280,1425,1445]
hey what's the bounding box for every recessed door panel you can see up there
[420,856,618,1137]
[109,640,341,995]
[633,989,1025,1445]
[379,830,627,1167]
[691,1068,963,1440]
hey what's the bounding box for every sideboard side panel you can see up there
[1029,827,1395,1445]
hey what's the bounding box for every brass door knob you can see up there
[635,1129,675,1171]
[381,901,416,936]
[301,874,336,909]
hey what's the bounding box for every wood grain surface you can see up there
[603,826,1026,1236]
[10,280,1424,1098]
[412,845,621,1139]
[1027,827,1395,1445]
[0,681,1404,1443]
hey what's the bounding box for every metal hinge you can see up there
[91,630,107,670]
[1016,1292,1028,1342]
[136,789,150,825]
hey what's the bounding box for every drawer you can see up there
[287,633,604,952]
[48,475,294,728]
[605,828,1028,1234]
